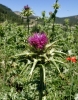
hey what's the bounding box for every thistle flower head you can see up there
[22,5,33,17]
[24,5,30,10]
[28,32,48,50]
[49,11,52,15]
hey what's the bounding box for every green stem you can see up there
[39,67,43,100]
[27,16,29,34]
[39,65,46,100]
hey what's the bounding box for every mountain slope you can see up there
[55,15,78,25]
[0,4,23,24]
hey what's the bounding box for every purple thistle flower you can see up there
[24,5,30,10]
[28,33,48,50]
[49,11,52,15]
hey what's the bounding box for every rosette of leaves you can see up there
[11,32,68,100]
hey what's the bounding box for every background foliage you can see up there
[0,1,78,100]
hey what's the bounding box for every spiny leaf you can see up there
[29,59,38,79]
[50,59,61,73]
[54,59,69,68]
[54,51,67,56]
[45,40,58,49]
[20,60,31,75]
[11,51,37,58]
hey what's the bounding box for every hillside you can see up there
[55,15,78,25]
[0,4,78,25]
[0,4,23,24]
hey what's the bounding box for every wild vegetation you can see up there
[0,0,78,100]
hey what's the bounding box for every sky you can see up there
[0,0,78,17]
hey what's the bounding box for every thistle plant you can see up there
[12,31,68,100]
[21,5,33,34]
[41,11,49,32]
[41,11,46,26]
[49,0,60,33]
